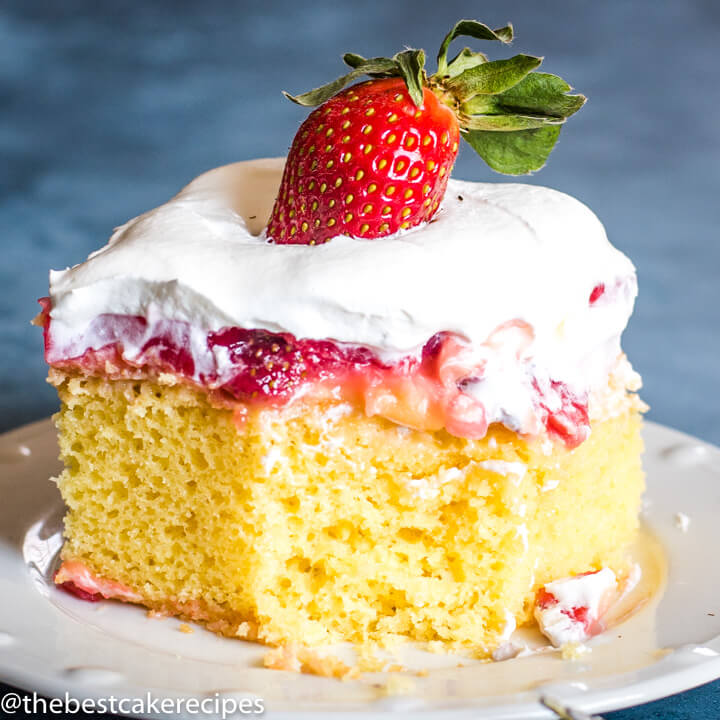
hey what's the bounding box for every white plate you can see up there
[1,418,720,719]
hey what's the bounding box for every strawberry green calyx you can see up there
[283,52,428,108]
[283,19,586,175]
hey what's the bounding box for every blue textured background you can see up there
[1,1,718,716]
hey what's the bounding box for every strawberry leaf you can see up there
[394,49,426,107]
[491,72,586,118]
[285,51,428,108]
[343,52,367,69]
[436,19,513,77]
[463,125,562,175]
[446,54,542,101]
[445,47,488,79]
[343,53,399,78]
[458,94,497,114]
[462,113,564,131]
[284,57,400,106]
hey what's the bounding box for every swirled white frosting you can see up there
[47,157,638,432]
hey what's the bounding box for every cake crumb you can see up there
[356,643,408,673]
[561,642,591,660]
[357,656,406,673]
[415,668,429,677]
[426,640,448,654]
[357,655,385,673]
[357,645,383,672]
[386,663,405,672]
[179,622,194,634]
[382,673,416,696]
[674,512,690,532]
[263,645,360,679]
[234,621,258,640]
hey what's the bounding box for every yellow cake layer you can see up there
[52,371,644,655]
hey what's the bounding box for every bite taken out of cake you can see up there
[40,19,646,669]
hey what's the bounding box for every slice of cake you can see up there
[41,19,645,662]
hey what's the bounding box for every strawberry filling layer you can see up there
[40,299,590,446]
[54,560,142,604]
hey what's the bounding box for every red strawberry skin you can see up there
[268,77,460,245]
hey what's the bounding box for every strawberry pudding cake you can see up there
[41,20,645,663]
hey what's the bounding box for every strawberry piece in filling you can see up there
[589,283,605,304]
[534,379,590,448]
[534,568,617,647]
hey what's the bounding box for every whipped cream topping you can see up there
[46,157,638,435]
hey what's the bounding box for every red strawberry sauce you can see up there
[39,300,590,447]
[56,579,103,602]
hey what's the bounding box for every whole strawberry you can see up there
[268,78,458,244]
[268,20,586,245]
